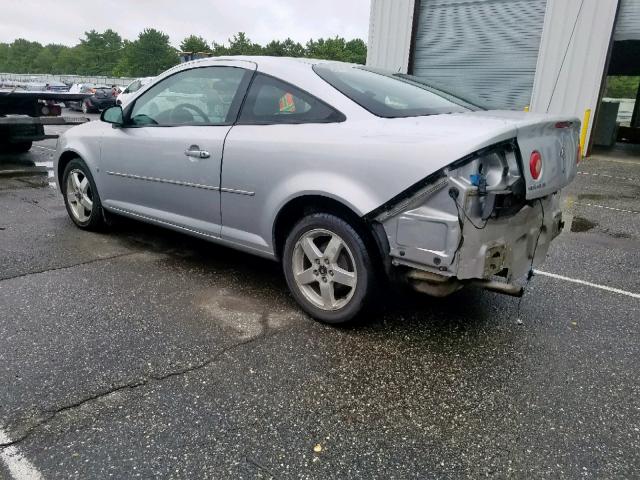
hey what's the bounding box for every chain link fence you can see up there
[0,73,137,88]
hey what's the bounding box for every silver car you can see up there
[54,56,580,324]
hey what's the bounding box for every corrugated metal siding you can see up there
[614,0,640,40]
[530,0,619,150]
[367,0,416,73]
[411,0,547,110]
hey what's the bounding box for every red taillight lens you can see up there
[530,151,543,180]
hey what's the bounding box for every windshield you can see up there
[314,64,481,118]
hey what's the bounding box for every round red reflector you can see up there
[530,151,543,180]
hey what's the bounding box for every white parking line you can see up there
[575,202,639,215]
[31,145,55,152]
[590,157,640,166]
[0,429,42,480]
[535,270,640,299]
[577,171,637,182]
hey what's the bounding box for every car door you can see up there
[220,73,346,253]
[99,62,255,237]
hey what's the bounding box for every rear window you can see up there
[238,73,344,125]
[126,80,142,93]
[313,64,478,118]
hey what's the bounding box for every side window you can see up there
[238,74,344,124]
[125,80,141,94]
[129,67,247,127]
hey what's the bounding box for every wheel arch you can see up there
[272,194,389,270]
[57,150,83,190]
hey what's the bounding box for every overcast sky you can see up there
[1,0,371,47]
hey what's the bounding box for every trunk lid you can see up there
[465,111,581,199]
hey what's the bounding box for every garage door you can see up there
[411,0,548,110]
[614,0,640,41]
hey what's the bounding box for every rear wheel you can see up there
[62,158,105,230]
[283,213,377,324]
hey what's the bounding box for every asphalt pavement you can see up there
[0,115,638,479]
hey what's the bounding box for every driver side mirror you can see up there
[101,105,124,127]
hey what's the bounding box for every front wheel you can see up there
[62,158,105,230]
[283,213,377,324]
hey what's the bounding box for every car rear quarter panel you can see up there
[220,119,517,254]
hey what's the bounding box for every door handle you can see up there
[185,145,210,159]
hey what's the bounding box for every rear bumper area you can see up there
[373,140,573,297]
[386,192,562,284]
[455,193,562,281]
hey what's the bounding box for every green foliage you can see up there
[77,29,123,75]
[4,38,43,73]
[114,29,179,77]
[263,38,306,57]
[180,35,211,54]
[32,48,56,73]
[605,76,640,99]
[306,37,366,64]
[0,30,367,77]
[225,32,264,55]
[54,46,82,74]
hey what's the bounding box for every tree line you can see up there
[0,29,367,77]
[605,76,640,99]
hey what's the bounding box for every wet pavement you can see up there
[0,115,639,479]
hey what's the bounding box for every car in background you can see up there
[66,84,116,113]
[116,77,155,106]
[45,81,70,92]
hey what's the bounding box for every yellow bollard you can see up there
[524,105,530,112]
[579,109,591,158]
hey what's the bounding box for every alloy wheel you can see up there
[292,229,357,311]
[65,169,93,222]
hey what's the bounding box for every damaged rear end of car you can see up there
[368,116,581,298]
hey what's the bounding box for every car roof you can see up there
[169,55,355,73]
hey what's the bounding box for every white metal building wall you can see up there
[367,0,416,73]
[411,0,547,110]
[530,0,620,148]
[615,0,640,41]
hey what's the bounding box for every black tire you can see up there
[7,141,32,153]
[61,158,106,230]
[283,213,377,325]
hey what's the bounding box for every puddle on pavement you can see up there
[604,230,632,239]
[197,287,302,340]
[571,216,597,233]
